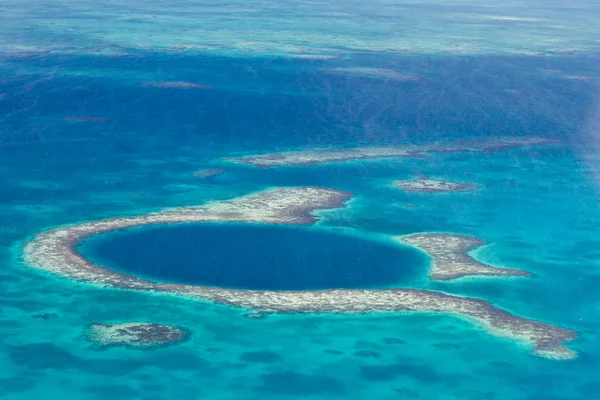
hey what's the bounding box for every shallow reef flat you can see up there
[225,147,417,168]
[394,178,479,193]
[88,322,189,348]
[224,137,558,167]
[23,186,575,359]
[212,289,576,360]
[396,233,531,280]
[2,1,598,59]
[422,136,559,154]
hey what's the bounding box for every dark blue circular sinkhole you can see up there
[78,224,425,291]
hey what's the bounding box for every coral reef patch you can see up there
[88,323,189,348]
[396,233,531,280]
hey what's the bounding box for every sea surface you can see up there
[2,0,600,399]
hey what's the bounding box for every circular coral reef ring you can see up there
[22,186,576,360]
[88,323,190,348]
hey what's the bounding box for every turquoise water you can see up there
[78,224,425,290]
[2,0,600,399]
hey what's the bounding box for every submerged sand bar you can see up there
[194,169,226,178]
[327,67,425,82]
[142,81,212,89]
[397,233,531,280]
[224,137,558,168]
[23,186,575,359]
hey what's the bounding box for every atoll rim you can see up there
[22,186,576,360]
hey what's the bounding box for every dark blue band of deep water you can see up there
[78,223,426,291]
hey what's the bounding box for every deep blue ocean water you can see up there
[2,0,600,399]
[79,224,425,290]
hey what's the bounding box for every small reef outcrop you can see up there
[393,178,478,193]
[194,169,226,178]
[88,322,189,348]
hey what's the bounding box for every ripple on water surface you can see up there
[78,224,426,290]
